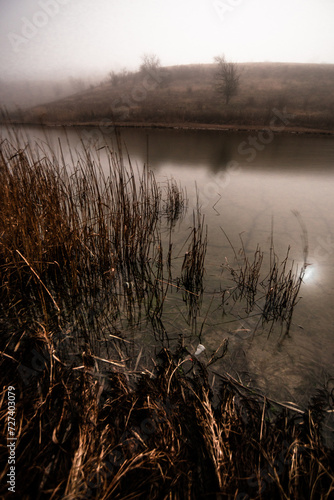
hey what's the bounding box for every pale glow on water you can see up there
[302,264,316,284]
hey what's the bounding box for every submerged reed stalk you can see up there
[261,244,305,335]
[221,229,307,337]
[163,177,187,228]
[179,208,207,333]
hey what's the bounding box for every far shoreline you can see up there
[3,119,334,137]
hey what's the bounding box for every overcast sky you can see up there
[1,0,334,81]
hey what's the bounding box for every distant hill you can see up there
[9,62,334,133]
[0,77,98,111]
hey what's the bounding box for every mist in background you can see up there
[1,0,334,108]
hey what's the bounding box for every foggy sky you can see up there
[1,0,334,81]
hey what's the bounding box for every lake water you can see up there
[3,124,334,415]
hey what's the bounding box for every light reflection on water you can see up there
[2,124,334,408]
[303,264,317,284]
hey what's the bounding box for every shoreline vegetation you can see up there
[1,128,333,498]
[2,62,334,136]
[5,118,334,137]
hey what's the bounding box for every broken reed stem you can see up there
[16,249,60,313]
[155,278,200,297]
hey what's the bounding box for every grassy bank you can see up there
[0,130,333,499]
[8,62,334,134]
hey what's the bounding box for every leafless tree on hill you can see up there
[140,53,161,73]
[214,54,240,105]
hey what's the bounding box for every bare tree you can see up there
[109,71,120,86]
[214,54,240,105]
[108,67,132,86]
[140,53,161,73]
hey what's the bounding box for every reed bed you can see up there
[179,209,207,333]
[1,131,333,499]
[0,132,187,350]
[163,177,187,229]
[221,231,307,337]
[261,245,305,335]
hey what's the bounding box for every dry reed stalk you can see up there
[163,177,187,228]
[194,388,226,490]
[0,131,188,354]
[221,229,307,338]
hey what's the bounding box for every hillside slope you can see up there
[12,62,334,133]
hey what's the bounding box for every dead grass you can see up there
[1,338,333,499]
